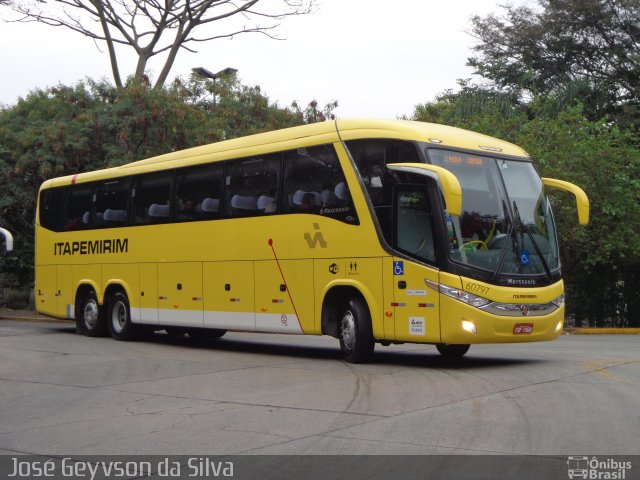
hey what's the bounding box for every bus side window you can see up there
[95,178,130,227]
[224,154,281,217]
[346,139,420,242]
[39,187,67,232]
[175,163,223,222]
[395,186,437,264]
[131,172,173,225]
[64,184,93,231]
[283,145,358,224]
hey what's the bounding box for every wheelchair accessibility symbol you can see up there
[393,261,404,276]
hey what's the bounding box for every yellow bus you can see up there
[35,119,589,362]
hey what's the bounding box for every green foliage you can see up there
[468,0,640,129]
[0,77,312,308]
[412,84,528,141]
[413,92,640,327]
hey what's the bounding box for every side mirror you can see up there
[387,163,462,216]
[542,178,590,225]
[0,227,13,254]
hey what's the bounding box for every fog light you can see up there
[462,320,477,334]
[556,320,563,333]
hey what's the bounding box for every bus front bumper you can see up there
[439,296,565,344]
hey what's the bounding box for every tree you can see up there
[0,76,310,308]
[3,0,313,89]
[468,0,640,127]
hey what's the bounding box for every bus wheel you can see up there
[78,290,107,337]
[187,328,226,340]
[339,296,375,363]
[107,292,137,341]
[436,343,470,359]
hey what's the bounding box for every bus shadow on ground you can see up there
[145,330,547,370]
[45,324,547,369]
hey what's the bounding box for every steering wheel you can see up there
[462,240,488,251]
[411,238,427,254]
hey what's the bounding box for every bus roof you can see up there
[42,119,529,189]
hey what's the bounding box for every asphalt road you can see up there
[0,319,638,459]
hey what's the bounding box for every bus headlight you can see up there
[425,280,491,308]
[551,294,565,307]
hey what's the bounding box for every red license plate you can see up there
[514,323,534,334]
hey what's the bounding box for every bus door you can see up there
[158,262,204,327]
[391,184,441,343]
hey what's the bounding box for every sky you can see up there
[0,0,514,119]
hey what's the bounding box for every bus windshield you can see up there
[427,149,559,276]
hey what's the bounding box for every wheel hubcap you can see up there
[111,301,127,333]
[83,300,99,329]
[341,310,356,350]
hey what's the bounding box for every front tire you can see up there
[436,343,470,359]
[77,290,107,337]
[107,292,138,341]
[339,296,375,363]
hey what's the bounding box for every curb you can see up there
[0,312,71,324]
[565,328,640,335]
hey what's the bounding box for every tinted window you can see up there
[347,140,420,207]
[131,172,173,225]
[283,145,358,224]
[225,154,280,217]
[175,164,223,222]
[64,184,93,230]
[39,187,67,231]
[95,178,130,227]
[346,140,419,237]
[395,186,436,264]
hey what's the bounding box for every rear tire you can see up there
[436,343,470,359]
[77,290,107,337]
[339,296,375,363]
[107,292,138,341]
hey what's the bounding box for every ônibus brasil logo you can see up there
[567,456,632,479]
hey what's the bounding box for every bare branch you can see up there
[3,0,315,88]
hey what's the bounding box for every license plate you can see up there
[513,323,533,334]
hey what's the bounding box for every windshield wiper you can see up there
[512,201,552,281]
[493,199,515,280]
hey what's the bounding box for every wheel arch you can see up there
[73,281,100,320]
[102,280,133,306]
[320,281,379,339]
